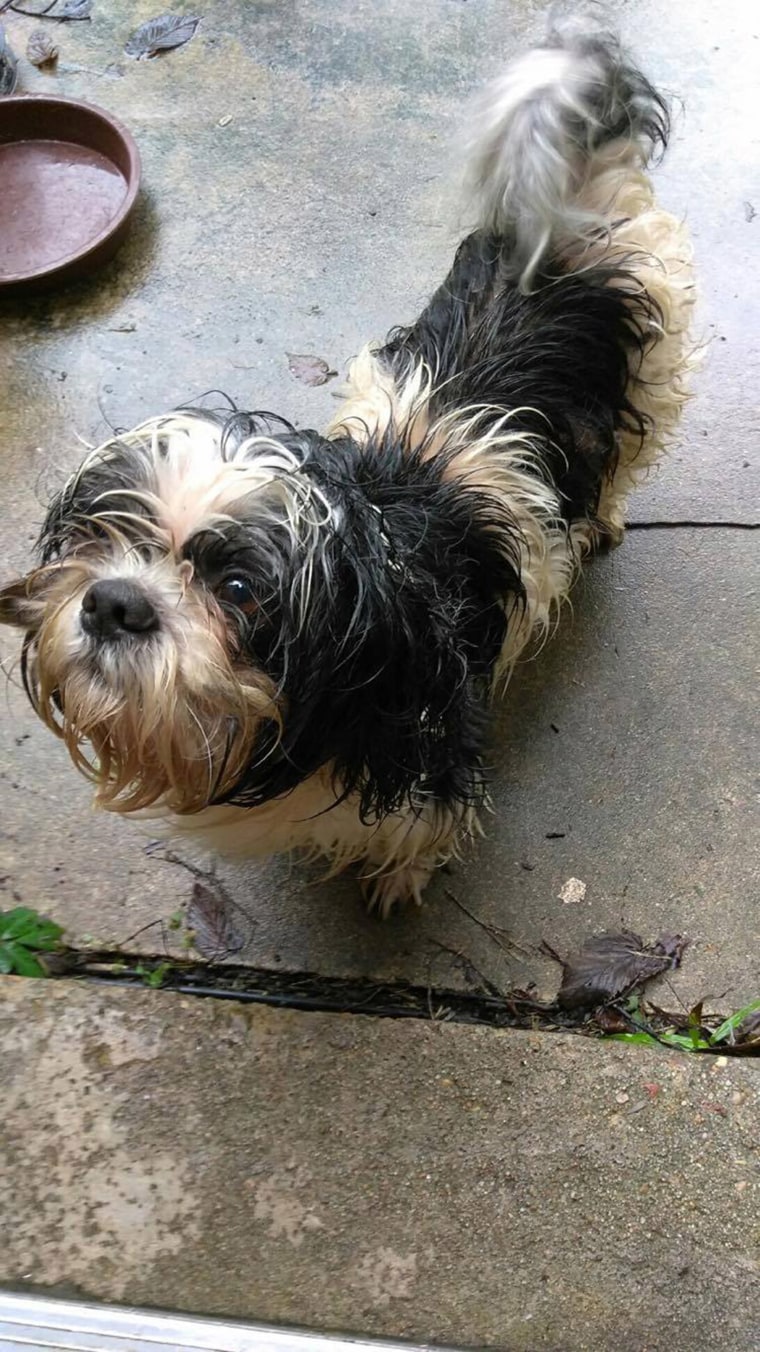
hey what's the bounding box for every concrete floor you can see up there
[1,0,757,1005]
[0,3,759,1345]
[3,979,760,1352]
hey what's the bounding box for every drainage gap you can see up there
[46,947,591,1035]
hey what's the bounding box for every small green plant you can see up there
[611,996,760,1053]
[135,961,172,989]
[0,907,64,978]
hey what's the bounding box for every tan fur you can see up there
[165,769,469,917]
[17,548,278,814]
[567,146,697,545]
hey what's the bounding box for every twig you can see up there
[427,936,504,999]
[445,887,530,960]
[2,0,91,18]
[114,917,166,949]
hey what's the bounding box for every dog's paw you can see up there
[359,860,434,918]
[593,521,625,553]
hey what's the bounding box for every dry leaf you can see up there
[125,12,200,60]
[27,28,59,66]
[557,930,687,1010]
[187,877,245,959]
[734,1009,760,1048]
[56,0,93,18]
[558,876,586,905]
[0,23,18,94]
[594,1007,630,1034]
[286,353,338,387]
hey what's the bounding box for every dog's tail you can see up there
[464,20,670,290]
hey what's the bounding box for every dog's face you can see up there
[2,406,520,826]
[0,412,330,814]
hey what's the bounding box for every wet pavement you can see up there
[2,0,758,1007]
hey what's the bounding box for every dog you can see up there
[0,23,694,915]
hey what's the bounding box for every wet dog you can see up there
[0,23,694,912]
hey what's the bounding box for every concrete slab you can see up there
[628,3,760,524]
[2,979,759,1351]
[1,2,758,1008]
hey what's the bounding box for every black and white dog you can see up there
[1,24,694,913]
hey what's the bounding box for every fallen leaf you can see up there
[124,12,200,60]
[56,0,93,18]
[26,28,58,66]
[0,23,18,94]
[558,876,586,905]
[187,877,245,959]
[652,932,689,965]
[594,1006,630,1034]
[556,929,687,1011]
[286,353,338,387]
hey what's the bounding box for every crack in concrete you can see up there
[34,949,754,1058]
[31,947,573,1029]
[628,520,760,530]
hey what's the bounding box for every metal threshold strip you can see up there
[0,1293,460,1352]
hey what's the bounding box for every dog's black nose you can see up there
[81,579,159,641]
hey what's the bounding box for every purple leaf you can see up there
[187,878,245,959]
[557,930,687,1011]
[125,12,200,60]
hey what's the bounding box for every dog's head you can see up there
[0,412,328,813]
[1,409,521,821]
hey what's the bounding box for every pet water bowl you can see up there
[0,95,141,295]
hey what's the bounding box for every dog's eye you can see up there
[217,575,257,614]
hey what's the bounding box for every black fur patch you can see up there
[381,232,659,522]
[186,414,524,821]
[546,31,670,161]
[39,443,156,562]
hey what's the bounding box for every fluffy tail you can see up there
[464,21,670,290]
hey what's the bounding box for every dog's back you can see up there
[331,21,695,569]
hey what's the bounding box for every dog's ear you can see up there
[0,572,47,629]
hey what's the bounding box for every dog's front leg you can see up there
[355,801,472,917]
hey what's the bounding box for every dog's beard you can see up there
[16,557,278,815]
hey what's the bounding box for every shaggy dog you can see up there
[0,24,694,913]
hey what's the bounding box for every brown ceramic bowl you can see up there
[0,95,141,295]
